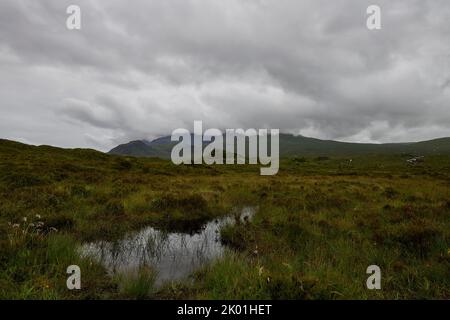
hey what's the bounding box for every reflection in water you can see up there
[81,207,255,286]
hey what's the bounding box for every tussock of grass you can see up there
[115,267,157,299]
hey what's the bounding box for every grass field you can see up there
[0,139,449,299]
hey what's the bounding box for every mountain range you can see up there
[108,134,450,158]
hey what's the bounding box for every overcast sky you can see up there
[1,0,450,151]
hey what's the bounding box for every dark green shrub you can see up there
[44,214,75,231]
[383,187,398,199]
[114,158,132,170]
[444,200,450,209]
[265,273,318,299]
[389,222,443,257]
[1,172,48,189]
[220,224,250,250]
[151,194,208,214]
[292,157,307,163]
[103,199,126,216]
[70,185,90,197]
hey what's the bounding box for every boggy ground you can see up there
[0,139,449,299]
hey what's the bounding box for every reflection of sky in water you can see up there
[81,207,255,286]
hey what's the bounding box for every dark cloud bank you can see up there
[1,0,450,151]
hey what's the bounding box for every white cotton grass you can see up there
[8,215,56,238]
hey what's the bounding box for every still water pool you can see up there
[81,207,255,286]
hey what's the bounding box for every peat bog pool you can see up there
[80,207,255,286]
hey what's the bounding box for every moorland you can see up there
[0,138,449,299]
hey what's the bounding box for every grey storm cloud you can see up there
[1,0,450,150]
